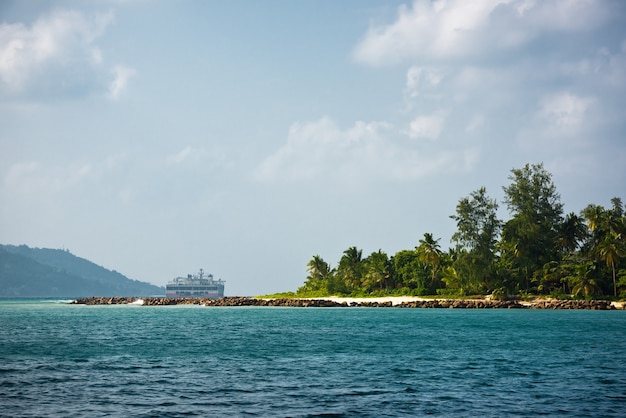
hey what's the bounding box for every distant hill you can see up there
[0,244,164,298]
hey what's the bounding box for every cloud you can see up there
[539,92,594,131]
[107,65,136,100]
[405,66,444,100]
[515,91,598,153]
[352,0,613,65]
[254,117,475,185]
[3,160,94,197]
[166,146,207,166]
[562,42,626,90]
[353,0,505,65]
[165,146,234,175]
[408,112,445,140]
[0,9,122,100]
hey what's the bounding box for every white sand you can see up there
[307,296,430,306]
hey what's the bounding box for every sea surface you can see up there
[1,300,625,417]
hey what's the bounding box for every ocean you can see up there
[1,300,625,417]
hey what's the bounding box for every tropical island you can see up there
[5,162,625,309]
[269,163,626,302]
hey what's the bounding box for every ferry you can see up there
[165,269,225,298]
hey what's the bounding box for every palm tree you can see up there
[597,237,624,297]
[300,255,335,294]
[583,204,605,233]
[363,250,392,291]
[440,265,464,295]
[539,260,567,294]
[337,246,363,291]
[417,233,442,287]
[569,261,601,298]
[557,212,587,255]
[307,255,330,280]
[583,199,626,296]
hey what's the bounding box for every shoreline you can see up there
[309,296,626,309]
[71,296,625,310]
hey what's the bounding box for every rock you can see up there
[69,296,616,310]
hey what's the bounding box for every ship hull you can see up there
[165,290,223,299]
[165,269,225,299]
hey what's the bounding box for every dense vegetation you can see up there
[0,244,164,297]
[296,163,626,300]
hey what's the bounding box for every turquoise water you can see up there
[1,300,625,417]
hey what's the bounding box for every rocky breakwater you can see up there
[70,296,350,307]
[396,299,616,309]
[397,299,526,309]
[70,296,619,309]
[71,297,139,305]
[529,299,615,310]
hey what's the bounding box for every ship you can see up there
[165,269,225,298]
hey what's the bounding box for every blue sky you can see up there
[2,0,625,295]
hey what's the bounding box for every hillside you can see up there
[0,244,164,298]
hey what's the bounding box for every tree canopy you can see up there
[295,163,625,300]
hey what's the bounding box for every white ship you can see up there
[165,269,225,298]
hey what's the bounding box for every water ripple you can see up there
[0,304,625,417]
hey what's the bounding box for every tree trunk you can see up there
[612,260,617,297]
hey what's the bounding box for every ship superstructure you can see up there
[165,269,225,298]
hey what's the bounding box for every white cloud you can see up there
[255,117,473,184]
[515,91,598,152]
[539,92,594,130]
[561,44,626,89]
[3,160,95,196]
[408,113,445,140]
[0,9,119,99]
[353,0,509,65]
[405,66,444,99]
[353,0,612,65]
[167,146,201,165]
[107,65,136,100]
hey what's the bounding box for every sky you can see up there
[1,0,625,295]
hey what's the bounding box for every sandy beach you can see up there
[306,296,430,306]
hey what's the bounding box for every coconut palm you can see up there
[417,233,442,287]
[597,236,625,297]
[300,255,335,294]
[556,212,587,255]
[569,261,601,298]
[583,199,626,296]
[337,246,363,291]
[307,255,331,281]
[363,250,392,291]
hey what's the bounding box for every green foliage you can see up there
[258,291,297,298]
[448,188,501,295]
[566,261,601,298]
[362,250,392,292]
[288,163,624,300]
[548,288,572,300]
[490,287,508,301]
[393,250,429,293]
[336,246,363,293]
[501,163,564,290]
[416,233,444,290]
[617,270,626,298]
[583,198,626,296]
